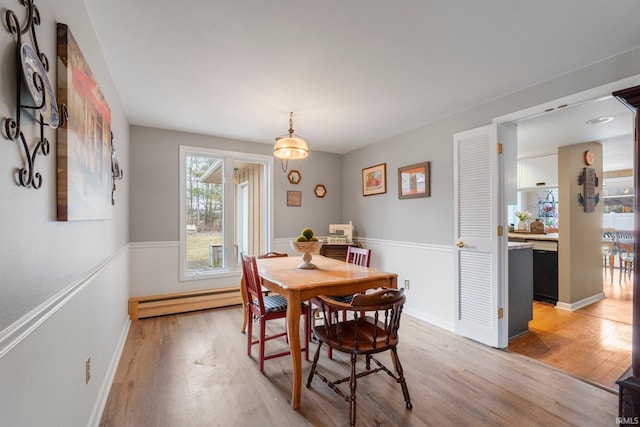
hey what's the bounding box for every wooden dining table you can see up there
[256,254,398,409]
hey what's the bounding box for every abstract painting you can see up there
[56,23,112,221]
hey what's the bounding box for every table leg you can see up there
[240,278,248,333]
[286,293,302,409]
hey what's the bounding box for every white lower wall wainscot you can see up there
[129,242,243,297]
[0,247,130,427]
[275,237,457,332]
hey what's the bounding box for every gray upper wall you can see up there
[129,125,343,242]
[343,46,640,246]
[0,0,130,331]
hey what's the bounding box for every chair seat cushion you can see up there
[327,294,354,304]
[258,294,288,312]
[254,294,308,313]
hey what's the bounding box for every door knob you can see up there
[456,241,465,248]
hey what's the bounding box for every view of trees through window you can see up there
[185,154,224,271]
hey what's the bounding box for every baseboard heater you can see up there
[128,286,242,320]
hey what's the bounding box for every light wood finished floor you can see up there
[100,306,617,426]
[509,267,632,391]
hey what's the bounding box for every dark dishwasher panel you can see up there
[532,249,558,303]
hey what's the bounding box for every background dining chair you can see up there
[306,288,412,426]
[602,229,617,280]
[240,252,288,333]
[310,247,372,358]
[616,230,635,283]
[345,246,371,268]
[241,252,310,372]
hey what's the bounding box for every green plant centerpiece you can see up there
[291,227,323,269]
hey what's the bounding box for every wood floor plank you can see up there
[100,306,617,426]
[509,268,632,391]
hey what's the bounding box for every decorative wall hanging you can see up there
[2,0,62,189]
[110,132,124,205]
[287,169,301,184]
[398,161,430,199]
[314,184,326,198]
[287,190,302,207]
[362,163,386,196]
[56,23,113,221]
[578,167,599,213]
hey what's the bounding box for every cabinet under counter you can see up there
[508,243,533,338]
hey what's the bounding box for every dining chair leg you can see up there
[391,348,412,409]
[259,318,266,372]
[305,306,311,361]
[306,341,323,387]
[349,353,358,426]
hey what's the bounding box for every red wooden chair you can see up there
[240,252,288,333]
[345,246,371,268]
[241,252,310,372]
[307,288,412,426]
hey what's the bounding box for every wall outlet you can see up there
[404,279,410,289]
[85,357,91,384]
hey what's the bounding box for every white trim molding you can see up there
[0,245,129,359]
[556,292,606,312]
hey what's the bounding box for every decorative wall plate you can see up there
[584,149,594,165]
[20,43,59,128]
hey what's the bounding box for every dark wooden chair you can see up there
[240,252,310,372]
[240,252,288,333]
[306,288,412,426]
[310,247,371,358]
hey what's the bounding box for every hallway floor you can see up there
[508,268,632,391]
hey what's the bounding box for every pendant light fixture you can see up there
[274,112,309,172]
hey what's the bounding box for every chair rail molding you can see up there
[0,245,128,358]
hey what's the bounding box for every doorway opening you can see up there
[497,81,636,390]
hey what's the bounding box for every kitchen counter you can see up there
[508,232,558,242]
[509,242,534,250]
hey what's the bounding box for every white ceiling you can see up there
[83,0,640,155]
[516,96,635,172]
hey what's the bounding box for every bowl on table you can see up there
[290,240,323,269]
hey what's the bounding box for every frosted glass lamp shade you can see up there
[274,135,309,160]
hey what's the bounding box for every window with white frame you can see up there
[179,146,273,280]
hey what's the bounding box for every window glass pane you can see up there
[185,154,224,271]
[234,161,266,266]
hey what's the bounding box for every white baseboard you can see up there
[89,317,131,427]
[556,292,606,311]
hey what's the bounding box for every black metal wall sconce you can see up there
[110,132,124,205]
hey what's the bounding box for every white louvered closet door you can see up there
[453,124,503,348]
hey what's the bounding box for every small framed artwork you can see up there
[398,161,430,199]
[362,163,387,196]
[314,184,326,198]
[288,170,301,184]
[287,190,302,207]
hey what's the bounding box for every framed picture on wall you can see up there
[362,163,386,196]
[287,190,302,207]
[398,161,430,199]
[56,23,112,221]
